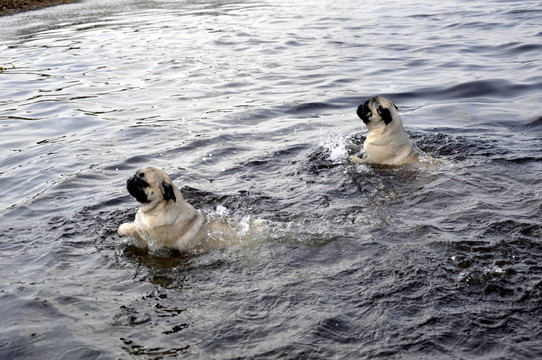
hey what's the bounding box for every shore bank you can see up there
[0,0,76,16]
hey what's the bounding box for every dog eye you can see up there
[138,172,145,178]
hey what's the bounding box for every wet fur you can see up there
[118,167,244,252]
[351,96,424,166]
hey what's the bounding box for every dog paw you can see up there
[349,155,364,164]
[118,223,135,236]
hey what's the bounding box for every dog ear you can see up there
[161,181,177,202]
[378,106,394,125]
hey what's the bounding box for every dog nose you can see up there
[127,175,147,189]
[357,102,371,124]
[126,176,149,203]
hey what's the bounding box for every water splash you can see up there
[318,130,351,163]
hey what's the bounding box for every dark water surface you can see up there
[1,0,541,358]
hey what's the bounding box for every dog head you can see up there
[126,167,177,204]
[356,96,401,131]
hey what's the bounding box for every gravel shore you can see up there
[1,0,76,16]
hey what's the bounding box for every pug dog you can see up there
[350,96,425,166]
[118,167,253,252]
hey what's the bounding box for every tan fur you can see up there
[351,97,425,166]
[118,167,255,252]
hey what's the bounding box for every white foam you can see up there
[319,131,350,163]
[215,204,231,216]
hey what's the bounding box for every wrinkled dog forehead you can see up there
[136,167,169,186]
[369,96,396,110]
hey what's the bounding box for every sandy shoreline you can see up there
[0,0,76,16]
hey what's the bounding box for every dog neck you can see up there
[364,117,418,165]
[366,124,408,144]
[139,199,164,213]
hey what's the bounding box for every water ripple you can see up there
[1,0,541,359]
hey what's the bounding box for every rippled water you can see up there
[1,0,541,358]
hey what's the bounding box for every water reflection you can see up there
[1,0,541,358]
